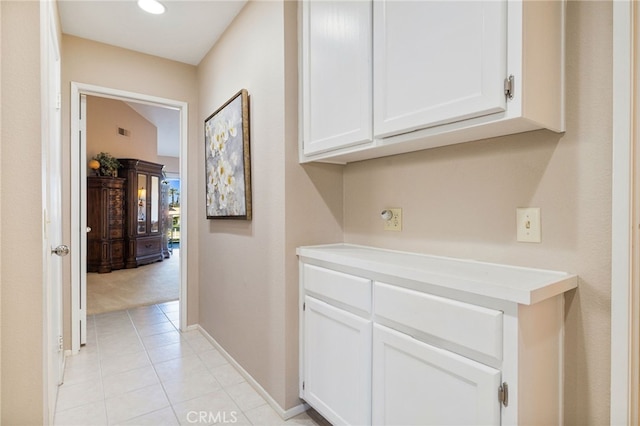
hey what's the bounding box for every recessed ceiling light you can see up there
[138,0,165,15]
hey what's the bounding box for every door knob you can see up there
[51,245,70,257]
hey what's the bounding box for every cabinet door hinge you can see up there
[302,381,305,391]
[303,302,306,311]
[498,382,509,407]
[504,75,515,100]
[58,335,64,352]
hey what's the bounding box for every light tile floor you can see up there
[54,301,328,426]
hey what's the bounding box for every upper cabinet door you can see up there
[301,0,372,156]
[373,0,507,138]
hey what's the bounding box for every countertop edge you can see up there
[297,244,578,305]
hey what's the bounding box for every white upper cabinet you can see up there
[373,0,507,138]
[299,0,565,164]
[300,0,373,157]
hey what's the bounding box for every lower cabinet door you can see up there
[372,324,501,426]
[303,296,371,425]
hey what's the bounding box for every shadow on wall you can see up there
[301,162,345,228]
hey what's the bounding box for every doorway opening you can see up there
[70,82,189,353]
[84,95,180,315]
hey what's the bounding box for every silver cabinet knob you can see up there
[86,227,92,233]
[51,245,70,257]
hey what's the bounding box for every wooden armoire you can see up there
[87,176,126,273]
[118,159,165,268]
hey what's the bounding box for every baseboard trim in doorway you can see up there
[195,324,309,420]
[184,324,199,332]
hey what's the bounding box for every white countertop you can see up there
[297,244,578,305]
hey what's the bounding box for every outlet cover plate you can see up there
[516,207,541,243]
[384,208,402,231]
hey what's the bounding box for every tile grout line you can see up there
[92,315,110,426]
[125,306,178,425]
[57,302,302,426]
[103,309,146,425]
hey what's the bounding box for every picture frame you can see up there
[204,89,252,220]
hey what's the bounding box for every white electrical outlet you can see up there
[516,207,541,243]
[383,208,402,231]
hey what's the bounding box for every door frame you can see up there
[41,0,63,422]
[611,1,639,424]
[70,82,189,353]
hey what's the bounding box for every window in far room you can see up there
[165,178,181,251]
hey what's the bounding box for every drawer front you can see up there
[136,237,162,257]
[374,282,502,361]
[303,264,371,314]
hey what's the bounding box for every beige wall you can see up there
[282,0,344,407]
[0,1,612,423]
[61,36,199,343]
[0,1,45,423]
[197,0,342,410]
[158,155,180,175]
[0,1,3,420]
[86,96,159,165]
[342,2,612,423]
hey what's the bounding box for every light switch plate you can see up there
[516,208,541,243]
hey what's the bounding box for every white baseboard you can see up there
[195,325,309,420]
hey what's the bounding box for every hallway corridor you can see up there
[53,302,323,425]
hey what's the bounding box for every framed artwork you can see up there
[205,89,252,220]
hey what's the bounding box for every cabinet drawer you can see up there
[136,237,162,257]
[303,264,371,314]
[374,282,502,361]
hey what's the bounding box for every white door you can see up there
[301,0,372,155]
[372,324,501,426]
[303,296,372,425]
[373,0,507,138]
[42,1,66,422]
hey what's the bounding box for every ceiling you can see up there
[58,0,247,66]
[126,102,181,157]
[59,0,248,159]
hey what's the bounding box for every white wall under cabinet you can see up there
[299,0,565,164]
[297,244,578,425]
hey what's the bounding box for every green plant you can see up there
[93,152,122,176]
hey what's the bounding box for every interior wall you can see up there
[0,1,45,423]
[197,0,288,407]
[86,96,159,164]
[282,0,344,409]
[341,2,612,424]
[197,0,343,411]
[0,1,3,419]
[61,35,199,347]
[158,155,179,175]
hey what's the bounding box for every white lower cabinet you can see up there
[372,324,501,426]
[298,244,578,425]
[303,296,371,425]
